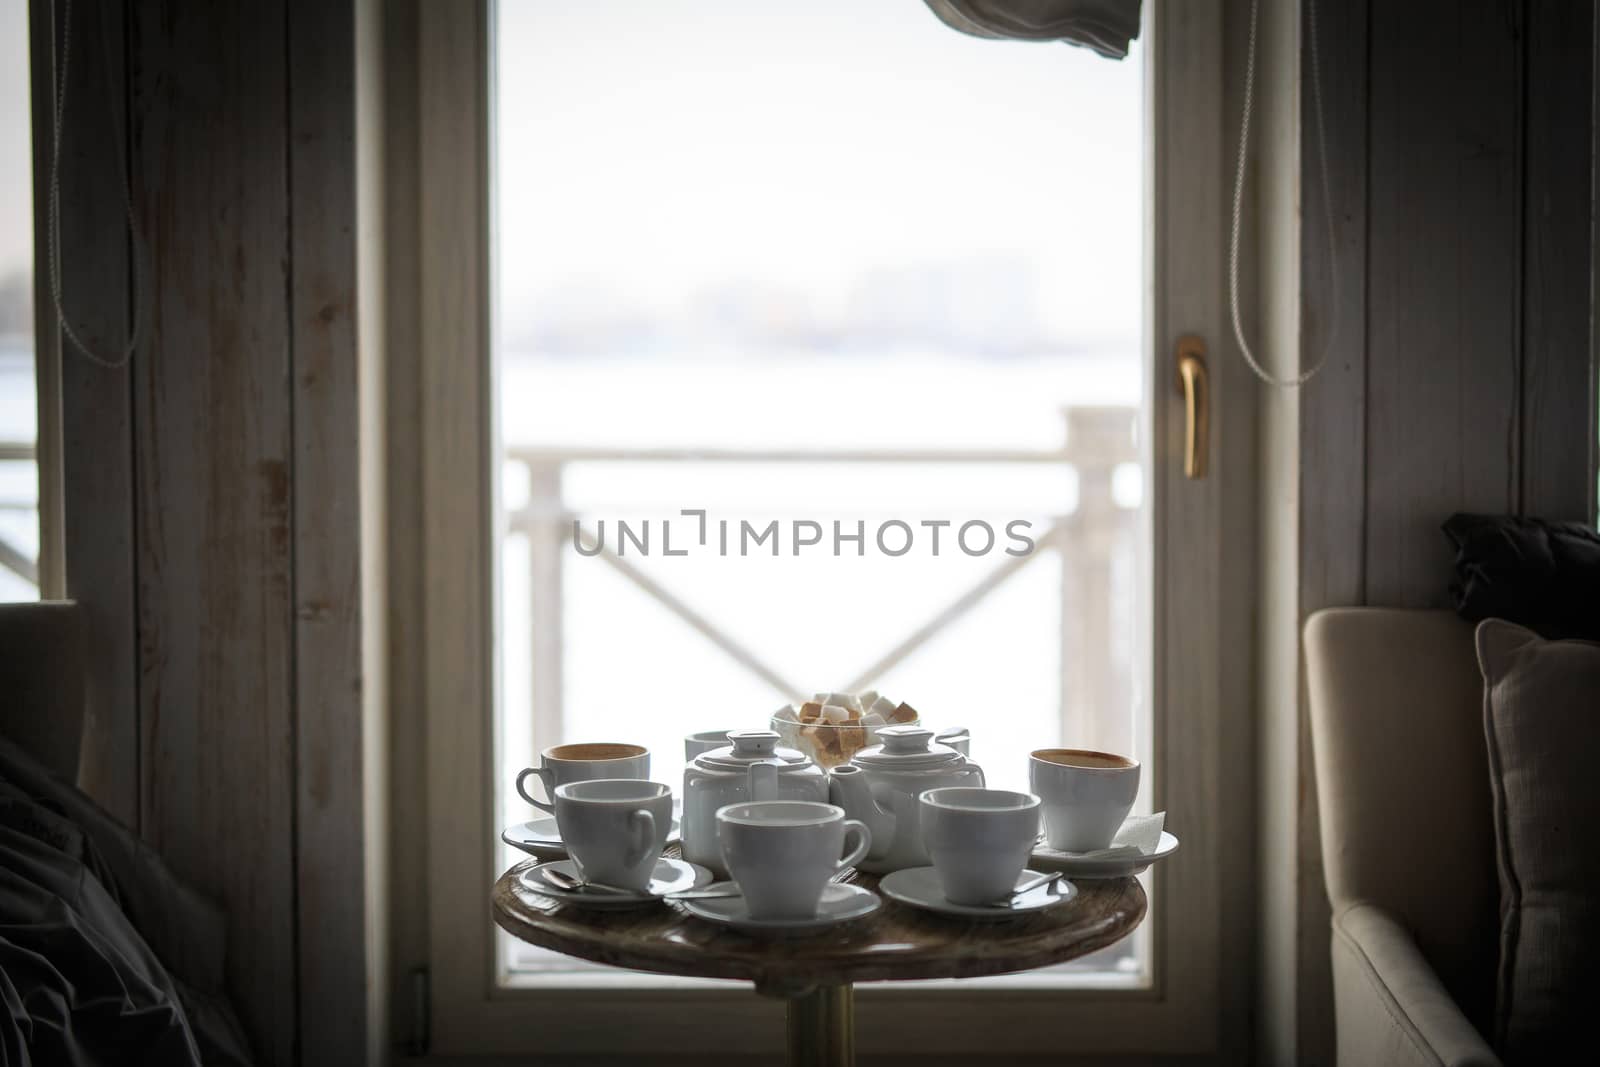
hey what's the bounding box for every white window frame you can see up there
[413,0,1247,1057]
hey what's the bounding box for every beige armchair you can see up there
[1304,609,1501,1067]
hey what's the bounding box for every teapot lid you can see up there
[696,729,813,772]
[851,725,963,770]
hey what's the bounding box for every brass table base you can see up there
[786,984,854,1066]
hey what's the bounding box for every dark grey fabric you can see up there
[1444,513,1600,640]
[921,0,1141,59]
[0,826,201,1066]
[0,737,252,1066]
[1476,620,1600,1064]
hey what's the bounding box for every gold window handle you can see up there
[1175,336,1209,479]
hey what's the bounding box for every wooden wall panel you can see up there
[43,1,379,1063]
[1521,0,1597,523]
[129,3,298,1064]
[1363,0,1523,608]
[288,0,371,1062]
[1290,1,1597,1063]
[380,0,431,1056]
[1291,0,1369,1058]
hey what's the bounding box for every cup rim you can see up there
[542,742,648,763]
[685,729,732,741]
[716,800,844,827]
[1030,747,1141,772]
[920,787,1041,812]
[554,778,672,803]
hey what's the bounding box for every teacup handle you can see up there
[836,819,871,873]
[624,809,657,870]
[516,766,556,815]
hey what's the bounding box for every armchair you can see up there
[1304,608,1500,1066]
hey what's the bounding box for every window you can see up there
[0,0,39,600]
[416,1,1243,1058]
[492,0,1147,988]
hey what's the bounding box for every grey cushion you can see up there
[1476,619,1600,1062]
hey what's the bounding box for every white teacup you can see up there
[717,801,870,920]
[516,742,650,814]
[919,787,1042,905]
[553,779,673,891]
[1029,748,1140,852]
[684,730,732,760]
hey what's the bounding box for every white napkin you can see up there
[1053,811,1165,859]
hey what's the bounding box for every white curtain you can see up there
[921,0,1142,59]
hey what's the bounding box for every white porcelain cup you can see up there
[716,801,870,920]
[1029,748,1140,852]
[553,779,673,891]
[684,730,732,761]
[919,787,1042,905]
[516,742,650,815]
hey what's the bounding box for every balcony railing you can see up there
[0,440,37,587]
[2,404,1141,758]
[501,404,1140,760]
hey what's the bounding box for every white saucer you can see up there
[878,866,1078,921]
[681,882,880,935]
[1028,831,1180,879]
[502,811,682,861]
[520,857,711,909]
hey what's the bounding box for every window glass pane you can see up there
[492,0,1146,987]
[0,0,38,602]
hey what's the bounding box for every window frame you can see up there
[413,0,1246,1057]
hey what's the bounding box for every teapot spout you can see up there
[828,765,894,854]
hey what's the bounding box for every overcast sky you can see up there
[0,0,31,281]
[495,0,1142,346]
[1,1,1144,341]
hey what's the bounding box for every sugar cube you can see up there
[865,695,898,720]
[821,703,852,723]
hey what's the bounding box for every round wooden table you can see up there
[492,859,1147,1066]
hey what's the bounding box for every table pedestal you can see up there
[786,983,853,1066]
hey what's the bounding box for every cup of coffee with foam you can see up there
[516,742,650,815]
[1029,748,1140,852]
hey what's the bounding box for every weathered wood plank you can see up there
[287,0,371,1063]
[419,0,494,1055]
[130,3,297,1063]
[1363,0,1523,607]
[1520,0,1595,522]
[1151,0,1228,1054]
[379,0,429,1057]
[1292,0,1370,1061]
[39,0,142,828]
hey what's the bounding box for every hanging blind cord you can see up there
[47,0,149,370]
[1229,0,1337,388]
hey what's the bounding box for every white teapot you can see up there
[827,725,984,873]
[681,729,829,876]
